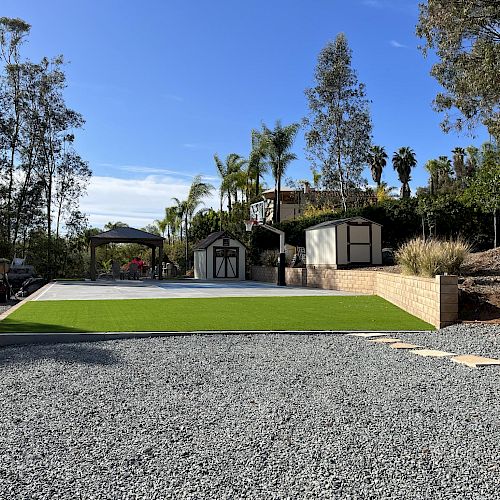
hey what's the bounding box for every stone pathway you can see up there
[351,332,500,369]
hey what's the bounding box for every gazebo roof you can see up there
[90,227,165,246]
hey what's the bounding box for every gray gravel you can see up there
[0,325,499,499]
[405,323,500,358]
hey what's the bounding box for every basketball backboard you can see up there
[249,201,265,223]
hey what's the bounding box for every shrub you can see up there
[260,249,279,267]
[396,238,471,277]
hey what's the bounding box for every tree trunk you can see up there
[336,145,347,213]
[494,208,498,249]
[255,167,260,197]
[6,68,22,253]
[220,195,223,230]
[276,176,282,223]
[184,214,189,273]
[273,185,278,224]
[47,178,52,280]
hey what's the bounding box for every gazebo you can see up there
[90,227,165,281]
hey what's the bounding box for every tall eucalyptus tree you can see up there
[304,33,372,212]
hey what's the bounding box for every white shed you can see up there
[305,217,382,268]
[194,231,246,280]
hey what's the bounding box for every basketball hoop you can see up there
[245,219,257,232]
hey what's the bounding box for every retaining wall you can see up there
[250,266,458,329]
[250,267,307,287]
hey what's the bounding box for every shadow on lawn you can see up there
[0,341,120,366]
[0,320,88,334]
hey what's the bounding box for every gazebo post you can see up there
[90,243,97,281]
[158,244,163,280]
[151,246,156,280]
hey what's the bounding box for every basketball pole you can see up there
[263,225,286,287]
[254,223,286,287]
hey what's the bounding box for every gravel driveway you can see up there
[0,325,498,499]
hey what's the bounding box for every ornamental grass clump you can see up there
[396,238,471,277]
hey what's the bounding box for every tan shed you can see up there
[194,231,246,280]
[305,217,382,268]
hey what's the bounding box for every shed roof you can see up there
[194,231,226,250]
[194,231,245,250]
[90,227,164,245]
[305,217,382,231]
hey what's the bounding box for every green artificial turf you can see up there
[0,296,434,332]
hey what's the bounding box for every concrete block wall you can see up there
[250,265,458,329]
[251,266,307,286]
[373,273,458,328]
[286,268,307,287]
[251,266,277,283]
[306,266,376,295]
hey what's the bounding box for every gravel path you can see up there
[0,325,498,499]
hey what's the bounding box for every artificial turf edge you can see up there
[0,296,435,333]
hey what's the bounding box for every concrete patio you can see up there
[34,279,361,301]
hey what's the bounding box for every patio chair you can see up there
[128,262,139,280]
[111,260,121,280]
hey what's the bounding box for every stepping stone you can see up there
[451,355,500,368]
[389,342,423,350]
[348,333,388,338]
[411,349,456,358]
[369,338,401,344]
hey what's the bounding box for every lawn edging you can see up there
[0,281,55,322]
[0,329,429,348]
[251,266,458,329]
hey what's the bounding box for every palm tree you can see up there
[154,218,167,238]
[367,145,388,187]
[248,129,268,198]
[392,147,417,199]
[425,159,440,195]
[103,221,129,231]
[452,147,466,181]
[262,120,300,223]
[173,175,214,272]
[214,153,246,215]
[162,206,179,245]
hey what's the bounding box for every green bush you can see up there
[396,238,471,277]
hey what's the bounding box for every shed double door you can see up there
[213,247,239,278]
[347,224,372,263]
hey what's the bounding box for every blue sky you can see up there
[4,0,488,227]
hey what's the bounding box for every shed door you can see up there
[347,224,372,263]
[214,247,239,278]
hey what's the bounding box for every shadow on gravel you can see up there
[0,343,120,366]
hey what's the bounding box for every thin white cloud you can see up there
[97,163,218,181]
[390,40,408,49]
[80,175,219,229]
[361,0,416,13]
[183,143,202,149]
[163,93,184,102]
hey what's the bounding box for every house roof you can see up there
[305,217,382,231]
[90,227,164,245]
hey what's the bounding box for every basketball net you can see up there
[244,219,257,232]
